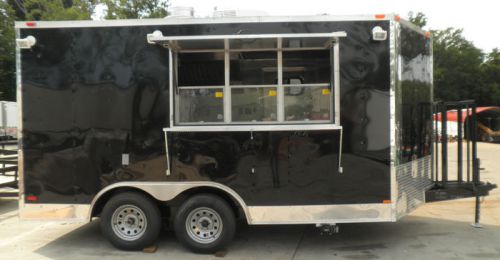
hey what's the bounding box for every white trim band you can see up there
[147,31,347,44]
[163,124,342,132]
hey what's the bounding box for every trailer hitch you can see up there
[316,224,339,235]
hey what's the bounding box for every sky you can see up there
[168,0,500,53]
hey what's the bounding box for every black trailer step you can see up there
[426,181,497,202]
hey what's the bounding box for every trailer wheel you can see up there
[174,194,236,253]
[100,192,161,250]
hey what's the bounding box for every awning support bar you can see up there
[147,30,347,45]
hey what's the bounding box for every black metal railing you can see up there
[430,100,496,226]
[432,100,479,187]
[0,139,18,197]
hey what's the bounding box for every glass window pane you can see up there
[284,86,331,121]
[231,87,277,122]
[230,51,277,85]
[178,53,225,86]
[282,50,330,84]
[178,88,224,123]
[230,38,276,49]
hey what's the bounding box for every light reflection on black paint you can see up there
[21,21,392,204]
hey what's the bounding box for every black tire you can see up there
[100,192,161,250]
[174,194,236,254]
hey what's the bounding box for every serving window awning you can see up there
[146,30,347,52]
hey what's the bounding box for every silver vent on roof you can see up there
[168,6,194,18]
[212,9,268,17]
[213,10,237,18]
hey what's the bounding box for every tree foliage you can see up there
[408,11,427,28]
[409,12,500,106]
[433,27,484,102]
[23,0,94,20]
[6,0,96,21]
[0,1,16,100]
[480,49,500,105]
[102,0,169,19]
[0,0,97,100]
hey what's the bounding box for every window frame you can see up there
[153,32,346,128]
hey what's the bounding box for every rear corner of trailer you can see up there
[390,16,434,221]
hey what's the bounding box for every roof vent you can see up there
[212,9,268,17]
[168,6,194,18]
[213,10,237,18]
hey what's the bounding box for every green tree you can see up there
[432,27,484,103]
[23,0,95,20]
[407,12,500,106]
[408,11,427,28]
[103,0,169,19]
[479,49,500,105]
[0,0,96,101]
[0,1,16,100]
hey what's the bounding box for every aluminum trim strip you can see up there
[164,132,170,176]
[15,14,394,29]
[147,32,347,43]
[22,180,393,225]
[168,49,175,127]
[333,41,340,125]
[176,46,330,53]
[389,20,399,220]
[19,204,90,222]
[89,181,252,223]
[16,27,26,212]
[338,128,344,172]
[223,39,231,123]
[395,156,433,220]
[163,124,342,132]
[177,85,224,89]
[248,204,393,225]
[277,38,284,122]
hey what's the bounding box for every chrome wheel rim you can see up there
[185,207,223,244]
[111,205,147,241]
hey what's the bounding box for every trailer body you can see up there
[16,15,434,230]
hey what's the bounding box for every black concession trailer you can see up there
[15,14,495,253]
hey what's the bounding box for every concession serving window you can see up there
[147,31,347,127]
